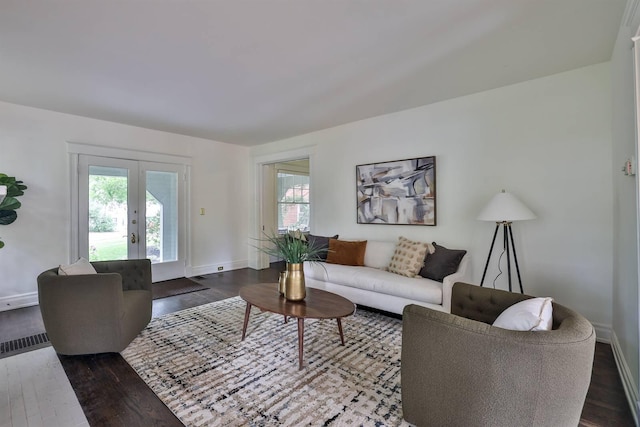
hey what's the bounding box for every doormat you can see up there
[152,277,209,300]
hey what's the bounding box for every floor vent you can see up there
[0,332,50,354]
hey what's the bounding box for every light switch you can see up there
[200,208,205,215]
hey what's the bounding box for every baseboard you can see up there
[187,259,249,277]
[592,322,612,343]
[611,331,639,425]
[0,292,38,312]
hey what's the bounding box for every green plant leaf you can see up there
[0,210,17,225]
[0,178,16,188]
[254,232,327,263]
[0,197,20,211]
[0,239,4,249]
[7,187,24,197]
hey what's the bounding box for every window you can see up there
[277,171,309,233]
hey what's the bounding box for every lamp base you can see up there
[480,222,524,293]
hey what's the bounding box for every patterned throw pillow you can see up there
[387,236,431,277]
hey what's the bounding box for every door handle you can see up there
[131,233,137,244]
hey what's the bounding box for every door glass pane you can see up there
[88,166,128,261]
[146,170,178,263]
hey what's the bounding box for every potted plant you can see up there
[0,174,27,249]
[259,231,327,301]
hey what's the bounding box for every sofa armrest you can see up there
[441,253,470,312]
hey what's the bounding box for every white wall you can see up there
[0,101,249,308]
[251,63,614,333]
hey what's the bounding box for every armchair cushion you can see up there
[58,257,97,275]
[493,297,554,331]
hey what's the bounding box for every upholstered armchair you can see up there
[401,282,595,427]
[37,259,152,355]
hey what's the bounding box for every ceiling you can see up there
[0,0,627,146]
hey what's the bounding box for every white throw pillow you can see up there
[58,257,98,275]
[364,241,398,269]
[492,297,554,331]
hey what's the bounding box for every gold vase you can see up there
[278,271,287,295]
[284,262,306,301]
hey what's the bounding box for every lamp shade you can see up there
[0,185,6,205]
[477,190,536,222]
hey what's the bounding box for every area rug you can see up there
[152,277,209,300]
[121,296,410,426]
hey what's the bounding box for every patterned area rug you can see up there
[121,296,411,426]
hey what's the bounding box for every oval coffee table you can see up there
[239,283,356,370]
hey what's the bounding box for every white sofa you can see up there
[304,240,470,314]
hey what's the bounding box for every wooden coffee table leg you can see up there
[337,318,345,345]
[297,317,304,370]
[241,302,252,340]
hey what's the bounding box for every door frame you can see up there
[250,146,315,270]
[68,142,192,280]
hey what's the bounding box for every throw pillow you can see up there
[492,297,554,331]
[418,242,466,282]
[387,236,431,278]
[288,229,307,241]
[326,239,367,266]
[58,257,98,275]
[307,234,339,261]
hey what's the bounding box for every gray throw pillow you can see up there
[307,234,339,261]
[418,242,466,282]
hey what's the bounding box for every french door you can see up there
[78,155,186,281]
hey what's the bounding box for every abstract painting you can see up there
[356,156,436,225]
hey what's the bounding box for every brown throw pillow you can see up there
[326,239,367,266]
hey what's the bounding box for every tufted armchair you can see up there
[37,259,152,355]
[401,282,595,427]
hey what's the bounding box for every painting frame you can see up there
[356,156,436,226]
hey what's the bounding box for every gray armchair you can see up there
[401,282,595,427]
[37,259,152,355]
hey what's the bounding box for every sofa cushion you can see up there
[326,239,367,266]
[307,234,339,261]
[304,262,442,305]
[364,240,397,269]
[419,243,466,282]
[493,297,554,331]
[388,236,431,278]
[58,257,97,276]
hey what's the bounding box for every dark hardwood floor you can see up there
[0,264,635,426]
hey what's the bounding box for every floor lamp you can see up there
[477,190,536,293]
